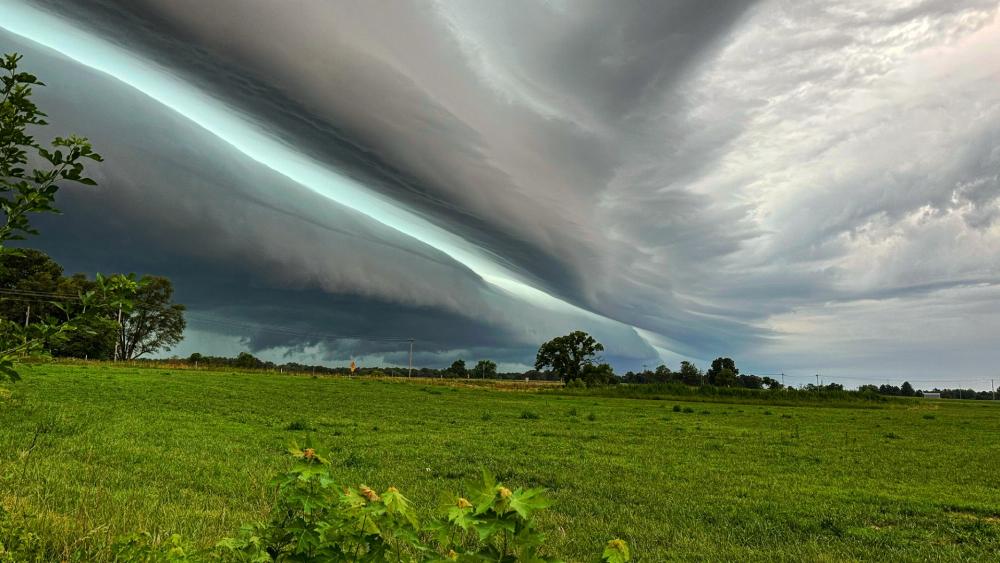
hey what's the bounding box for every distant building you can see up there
[923,392,941,399]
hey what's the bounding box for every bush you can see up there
[672,404,682,412]
[214,447,632,561]
[520,410,541,420]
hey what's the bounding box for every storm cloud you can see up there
[2,0,998,386]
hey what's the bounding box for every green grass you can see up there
[1,363,999,561]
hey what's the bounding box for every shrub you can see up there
[520,410,541,420]
[672,405,682,412]
[683,407,695,413]
[212,446,630,562]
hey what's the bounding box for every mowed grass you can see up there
[1,364,999,561]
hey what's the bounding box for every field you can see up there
[1,364,999,561]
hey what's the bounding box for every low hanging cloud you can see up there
[2,0,998,384]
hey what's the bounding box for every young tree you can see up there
[474,359,497,379]
[534,330,604,382]
[1,52,101,380]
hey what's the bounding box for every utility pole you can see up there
[781,372,785,387]
[815,374,819,387]
[24,305,30,328]
[992,379,996,401]
[113,304,123,362]
[408,338,413,378]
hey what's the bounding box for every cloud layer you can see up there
[2,0,998,386]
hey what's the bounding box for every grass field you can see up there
[1,363,999,561]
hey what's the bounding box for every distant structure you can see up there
[923,392,942,399]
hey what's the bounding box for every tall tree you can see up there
[117,275,186,360]
[534,331,604,382]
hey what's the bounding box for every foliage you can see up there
[705,357,739,386]
[0,52,101,381]
[448,358,467,378]
[115,275,186,360]
[473,360,497,380]
[579,363,617,386]
[112,446,629,562]
[534,331,604,382]
[0,53,102,247]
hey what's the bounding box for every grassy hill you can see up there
[1,363,998,560]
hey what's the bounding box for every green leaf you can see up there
[509,487,551,520]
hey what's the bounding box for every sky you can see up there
[1,0,999,388]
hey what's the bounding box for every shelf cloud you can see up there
[2,0,998,382]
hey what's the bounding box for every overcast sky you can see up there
[2,0,999,388]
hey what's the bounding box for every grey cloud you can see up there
[5,0,1000,382]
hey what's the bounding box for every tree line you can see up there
[0,249,186,361]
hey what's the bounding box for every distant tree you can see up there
[652,364,672,383]
[761,376,783,390]
[580,362,617,386]
[706,357,739,385]
[678,361,702,386]
[737,374,764,389]
[234,352,263,369]
[900,381,915,397]
[116,275,186,360]
[534,331,604,382]
[714,367,739,387]
[448,358,467,378]
[473,359,496,379]
[878,384,901,396]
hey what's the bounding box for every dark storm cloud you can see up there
[3,0,1000,381]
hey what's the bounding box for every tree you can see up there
[706,357,739,385]
[714,367,739,387]
[117,275,186,360]
[581,362,617,386]
[234,352,263,369]
[761,376,784,390]
[447,358,467,378]
[474,359,497,379]
[1,53,101,380]
[652,364,672,383]
[678,361,702,386]
[901,381,915,397]
[534,330,604,382]
[49,314,117,359]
